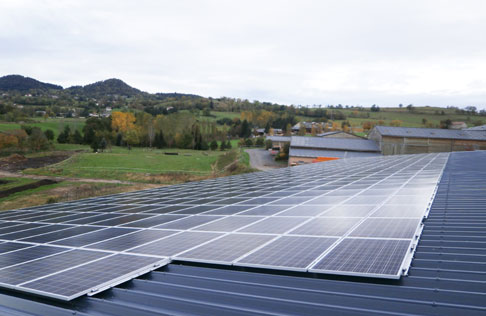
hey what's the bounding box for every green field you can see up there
[24,146,231,182]
[0,118,85,138]
[0,177,37,191]
[198,111,241,123]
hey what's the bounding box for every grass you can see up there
[0,177,37,191]
[0,118,85,138]
[201,111,241,123]
[0,181,66,210]
[240,150,250,166]
[24,146,226,182]
[0,181,152,211]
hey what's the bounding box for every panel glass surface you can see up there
[0,152,448,300]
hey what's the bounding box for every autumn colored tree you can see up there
[0,133,19,149]
[111,111,136,134]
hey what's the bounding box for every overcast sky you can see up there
[1,0,485,109]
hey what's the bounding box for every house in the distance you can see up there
[288,136,381,165]
[449,121,468,130]
[266,135,291,150]
[369,126,486,155]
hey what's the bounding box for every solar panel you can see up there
[349,218,422,238]
[20,254,168,300]
[0,152,449,300]
[0,242,32,254]
[86,229,177,252]
[154,215,223,230]
[309,238,412,278]
[51,227,138,247]
[289,218,362,236]
[0,249,108,286]
[194,216,262,232]
[238,217,308,234]
[128,231,223,257]
[236,236,337,270]
[174,233,276,263]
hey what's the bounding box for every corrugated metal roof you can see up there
[316,131,341,137]
[374,125,486,140]
[266,135,291,142]
[290,136,380,152]
[466,124,486,131]
[0,151,485,315]
[289,148,381,158]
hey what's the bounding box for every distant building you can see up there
[369,126,486,155]
[256,128,284,136]
[291,122,324,133]
[255,128,266,136]
[316,131,363,139]
[449,121,468,130]
[288,136,381,165]
[266,136,291,150]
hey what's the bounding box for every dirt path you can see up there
[245,148,287,171]
[0,170,135,184]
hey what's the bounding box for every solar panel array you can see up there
[0,153,448,300]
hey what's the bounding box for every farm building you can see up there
[288,136,381,165]
[267,132,363,152]
[266,135,291,150]
[369,125,486,155]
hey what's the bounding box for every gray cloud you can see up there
[1,0,485,109]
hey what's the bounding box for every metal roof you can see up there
[289,148,381,158]
[0,151,485,315]
[373,125,486,140]
[466,124,486,131]
[266,135,291,142]
[290,136,380,152]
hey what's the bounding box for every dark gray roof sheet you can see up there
[289,148,381,158]
[466,124,486,131]
[266,135,291,142]
[374,125,486,140]
[0,151,485,315]
[316,131,341,137]
[290,136,380,152]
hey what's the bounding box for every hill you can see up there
[0,75,63,92]
[66,78,143,98]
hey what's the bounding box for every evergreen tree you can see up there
[115,133,123,146]
[200,140,209,150]
[90,138,99,153]
[264,121,270,133]
[99,137,107,152]
[240,119,251,138]
[210,140,218,150]
[73,130,83,144]
[44,129,54,141]
[57,125,71,143]
[219,140,227,151]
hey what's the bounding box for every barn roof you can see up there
[290,136,380,152]
[373,125,486,140]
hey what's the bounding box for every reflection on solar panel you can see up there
[0,152,448,300]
